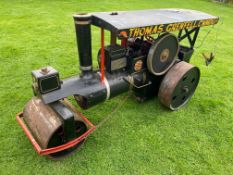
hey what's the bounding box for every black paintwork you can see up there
[98,45,127,73]
[50,101,77,141]
[178,27,200,49]
[73,15,93,77]
[32,66,61,94]
[91,9,218,33]
[41,71,129,106]
[178,46,194,63]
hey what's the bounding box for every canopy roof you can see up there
[91,9,219,37]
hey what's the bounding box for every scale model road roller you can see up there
[16,9,219,159]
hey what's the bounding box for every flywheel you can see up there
[158,61,200,110]
[147,33,179,75]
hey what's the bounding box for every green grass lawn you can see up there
[0,0,232,174]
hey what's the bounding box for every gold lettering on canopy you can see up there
[128,18,218,37]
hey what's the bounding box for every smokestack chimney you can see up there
[73,13,93,78]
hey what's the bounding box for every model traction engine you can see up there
[16,9,219,159]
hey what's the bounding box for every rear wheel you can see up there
[158,61,200,110]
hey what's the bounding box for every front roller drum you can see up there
[17,97,95,160]
[158,61,200,110]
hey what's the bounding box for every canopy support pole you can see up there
[178,27,200,49]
